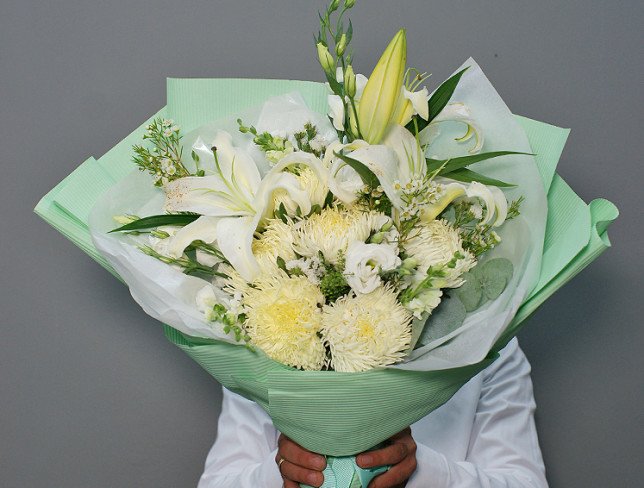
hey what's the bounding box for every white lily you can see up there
[326,124,426,208]
[421,179,508,226]
[162,131,328,281]
[420,102,484,154]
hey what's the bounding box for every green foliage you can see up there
[406,67,469,134]
[426,151,532,177]
[443,168,515,188]
[132,118,191,186]
[333,151,380,189]
[417,295,467,347]
[110,213,199,233]
[455,258,514,312]
[237,119,293,158]
[294,122,326,158]
[320,269,351,302]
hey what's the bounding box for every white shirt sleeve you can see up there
[406,339,548,488]
[197,389,282,488]
[199,339,547,488]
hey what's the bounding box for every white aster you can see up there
[243,271,326,370]
[293,206,374,264]
[252,218,297,262]
[404,219,476,288]
[321,287,413,372]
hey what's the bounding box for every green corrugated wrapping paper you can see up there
[35,78,617,486]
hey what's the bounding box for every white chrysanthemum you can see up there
[321,287,413,372]
[293,207,390,264]
[252,218,297,262]
[273,166,328,216]
[243,271,326,370]
[404,219,476,288]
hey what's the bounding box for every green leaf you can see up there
[443,168,515,188]
[110,214,199,233]
[334,151,380,189]
[325,70,343,95]
[417,295,467,347]
[426,151,532,175]
[406,67,469,134]
[479,258,514,300]
[455,271,484,312]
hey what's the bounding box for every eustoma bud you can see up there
[344,65,357,97]
[329,0,340,12]
[345,0,356,8]
[336,33,347,56]
[316,42,336,77]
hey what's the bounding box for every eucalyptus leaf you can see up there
[443,168,515,188]
[417,295,467,347]
[479,258,514,300]
[334,151,380,189]
[109,214,199,233]
[455,271,484,312]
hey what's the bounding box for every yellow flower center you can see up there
[357,317,376,340]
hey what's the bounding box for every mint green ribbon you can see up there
[300,456,389,488]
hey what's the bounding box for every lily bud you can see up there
[317,42,336,77]
[344,65,357,97]
[336,33,347,56]
[357,29,407,144]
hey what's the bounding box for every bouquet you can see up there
[35,1,618,487]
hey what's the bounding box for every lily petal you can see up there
[383,124,426,183]
[164,175,254,216]
[347,144,404,208]
[166,216,219,258]
[420,182,466,222]
[216,216,261,282]
[431,102,484,154]
[328,94,345,131]
[464,181,497,225]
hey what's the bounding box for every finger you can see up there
[280,459,325,488]
[368,456,417,488]
[283,480,300,488]
[356,442,409,469]
[279,436,327,471]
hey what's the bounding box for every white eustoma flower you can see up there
[344,241,401,294]
[162,131,329,281]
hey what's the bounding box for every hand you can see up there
[276,434,327,488]
[356,428,417,488]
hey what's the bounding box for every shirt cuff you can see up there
[405,443,450,488]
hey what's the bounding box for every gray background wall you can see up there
[1,1,642,486]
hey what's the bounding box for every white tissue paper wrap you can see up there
[89,59,547,372]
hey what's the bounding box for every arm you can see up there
[406,338,548,488]
[197,388,283,488]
